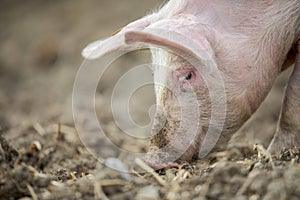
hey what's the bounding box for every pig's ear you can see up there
[124,30,196,58]
[82,13,159,59]
[124,28,215,63]
[82,35,125,59]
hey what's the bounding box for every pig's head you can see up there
[124,17,250,169]
[82,12,252,169]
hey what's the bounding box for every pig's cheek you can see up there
[180,82,194,92]
[180,75,202,92]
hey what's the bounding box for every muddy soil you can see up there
[0,1,299,200]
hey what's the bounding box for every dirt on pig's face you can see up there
[144,54,250,169]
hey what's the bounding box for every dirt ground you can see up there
[0,1,299,199]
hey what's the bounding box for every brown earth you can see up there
[0,1,299,200]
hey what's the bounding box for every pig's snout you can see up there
[144,110,179,169]
[144,107,200,169]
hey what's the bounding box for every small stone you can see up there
[135,185,159,200]
[249,194,260,200]
[104,157,131,181]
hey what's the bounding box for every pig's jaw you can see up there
[144,113,247,169]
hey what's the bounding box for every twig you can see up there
[60,125,76,135]
[291,155,298,165]
[253,144,275,170]
[33,123,46,136]
[26,184,38,200]
[237,171,260,195]
[135,158,166,186]
[70,171,77,182]
[100,179,129,187]
[54,123,64,141]
[131,168,146,179]
[57,123,61,136]
[94,182,109,200]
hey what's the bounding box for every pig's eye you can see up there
[178,71,194,82]
[185,72,192,80]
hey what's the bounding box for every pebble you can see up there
[104,157,132,181]
[135,185,159,200]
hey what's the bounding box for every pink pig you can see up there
[83,0,300,169]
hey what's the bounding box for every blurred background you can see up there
[0,0,161,129]
[0,0,292,148]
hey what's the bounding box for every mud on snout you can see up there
[143,106,202,169]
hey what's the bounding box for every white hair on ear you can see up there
[158,0,188,18]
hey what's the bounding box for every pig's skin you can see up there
[144,0,300,168]
[83,0,300,169]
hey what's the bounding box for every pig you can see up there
[82,0,300,169]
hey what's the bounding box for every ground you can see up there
[0,1,299,200]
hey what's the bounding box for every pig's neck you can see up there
[201,1,300,116]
